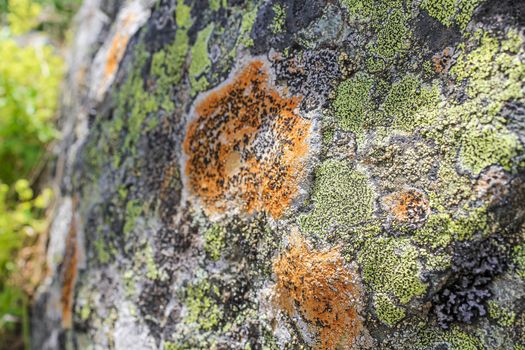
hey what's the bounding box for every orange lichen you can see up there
[432,47,454,74]
[61,206,78,329]
[384,189,429,224]
[183,60,311,218]
[272,234,363,349]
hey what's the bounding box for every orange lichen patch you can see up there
[432,47,454,74]
[183,60,311,218]
[272,234,363,350]
[384,189,430,224]
[61,208,78,329]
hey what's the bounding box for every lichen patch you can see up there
[183,60,311,219]
[272,233,364,349]
[383,189,430,225]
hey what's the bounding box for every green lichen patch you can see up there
[513,243,525,279]
[383,75,439,132]
[203,224,226,261]
[333,73,375,138]
[358,237,426,304]
[183,279,223,331]
[487,300,516,327]
[189,24,214,95]
[299,160,375,236]
[420,0,484,31]
[270,3,286,34]
[373,293,406,326]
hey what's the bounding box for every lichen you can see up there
[487,300,516,327]
[273,233,363,349]
[299,160,374,235]
[184,60,311,218]
[373,293,405,326]
[270,3,286,34]
[358,237,426,304]
[184,279,223,331]
[420,0,483,30]
[189,24,214,95]
[203,224,226,261]
[513,243,525,279]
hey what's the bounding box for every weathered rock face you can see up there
[33,0,525,349]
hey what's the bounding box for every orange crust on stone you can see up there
[183,60,311,218]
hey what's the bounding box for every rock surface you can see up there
[33,0,525,349]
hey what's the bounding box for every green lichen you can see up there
[203,224,226,261]
[208,0,226,12]
[184,279,223,331]
[123,199,142,237]
[94,237,111,264]
[420,0,483,30]
[370,8,411,61]
[383,75,439,132]
[374,293,406,326]
[299,160,375,235]
[175,0,192,28]
[513,243,525,279]
[488,300,516,327]
[413,213,453,249]
[333,73,375,137]
[238,5,258,48]
[144,244,161,280]
[270,3,286,34]
[359,237,426,304]
[460,126,521,175]
[189,24,214,95]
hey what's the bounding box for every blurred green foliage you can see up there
[0,0,74,347]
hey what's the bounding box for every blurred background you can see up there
[0,0,80,348]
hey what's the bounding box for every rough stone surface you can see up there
[33,0,525,349]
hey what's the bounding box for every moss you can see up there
[358,237,426,304]
[513,243,525,279]
[373,293,406,326]
[487,300,516,327]
[460,127,522,175]
[189,24,214,95]
[270,3,286,34]
[203,224,226,261]
[420,0,483,30]
[383,75,439,132]
[299,160,375,235]
[184,279,223,331]
[333,73,375,137]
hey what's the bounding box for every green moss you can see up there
[374,293,406,326]
[420,0,483,30]
[299,160,375,235]
[383,75,439,132]
[513,243,525,279]
[460,127,521,175]
[333,73,375,137]
[487,300,516,327]
[203,224,226,261]
[359,237,426,304]
[189,24,214,95]
[270,3,286,34]
[184,280,223,331]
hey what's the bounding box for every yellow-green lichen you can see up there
[333,73,375,137]
[203,224,226,261]
[383,75,439,132]
[488,300,516,327]
[420,0,483,30]
[184,279,223,331]
[513,243,525,279]
[189,24,214,95]
[299,160,375,235]
[123,199,142,237]
[359,237,426,304]
[238,5,258,48]
[270,3,286,34]
[374,293,406,326]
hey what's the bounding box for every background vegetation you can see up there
[0,0,80,347]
